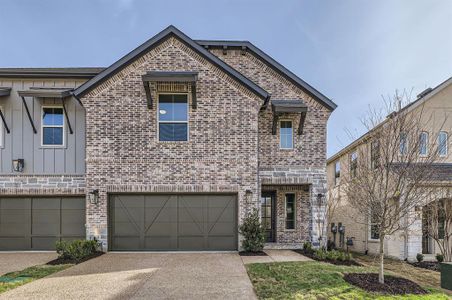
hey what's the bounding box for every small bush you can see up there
[303,241,313,253]
[416,253,424,263]
[56,239,99,262]
[436,254,444,263]
[239,208,265,252]
[314,249,327,260]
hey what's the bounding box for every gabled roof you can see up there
[196,40,337,111]
[73,26,270,101]
[327,76,452,164]
[0,68,104,78]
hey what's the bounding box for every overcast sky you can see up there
[0,0,451,157]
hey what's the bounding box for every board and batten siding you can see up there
[0,79,86,174]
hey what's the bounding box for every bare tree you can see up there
[424,198,452,261]
[342,92,446,284]
[316,189,341,248]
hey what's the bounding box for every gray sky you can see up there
[0,0,450,157]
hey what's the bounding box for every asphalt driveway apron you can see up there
[0,252,257,300]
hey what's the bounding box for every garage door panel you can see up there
[144,237,177,250]
[110,194,237,251]
[0,197,85,250]
[62,198,86,209]
[1,198,30,209]
[112,237,141,250]
[0,238,29,250]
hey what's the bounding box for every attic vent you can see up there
[417,87,433,99]
[156,82,190,93]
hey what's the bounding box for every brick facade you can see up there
[1,30,332,251]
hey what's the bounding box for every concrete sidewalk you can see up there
[241,249,312,264]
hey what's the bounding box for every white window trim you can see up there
[334,160,340,186]
[157,92,189,142]
[0,106,4,148]
[284,193,296,230]
[41,105,65,148]
[438,131,448,157]
[368,210,380,241]
[279,119,294,150]
[419,131,429,156]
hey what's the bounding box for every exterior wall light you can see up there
[316,193,325,205]
[88,189,99,205]
[245,189,253,203]
[12,159,24,172]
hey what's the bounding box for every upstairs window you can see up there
[419,132,428,156]
[370,210,380,240]
[371,141,380,169]
[280,120,293,149]
[350,151,358,178]
[285,194,295,229]
[399,132,408,155]
[0,106,3,148]
[438,131,448,156]
[42,107,64,146]
[158,94,188,142]
[334,161,340,185]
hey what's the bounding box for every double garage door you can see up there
[0,197,85,250]
[109,194,237,251]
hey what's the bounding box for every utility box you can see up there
[441,263,452,291]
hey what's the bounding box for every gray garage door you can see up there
[0,197,86,250]
[109,194,237,251]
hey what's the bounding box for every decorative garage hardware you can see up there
[17,88,74,135]
[271,100,308,135]
[142,71,198,109]
[88,189,99,205]
[12,159,24,172]
[0,88,11,133]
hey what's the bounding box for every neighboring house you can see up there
[0,26,336,251]
[327,77,452,261]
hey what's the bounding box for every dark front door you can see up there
[109,194,237,251]
[261,192,276,242]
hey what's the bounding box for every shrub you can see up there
[303,241,313,253]
[239,208,265,252]
[314,249,327,260]
[436,254,444,263]
[416,253,424,263]
[56,239,99,262]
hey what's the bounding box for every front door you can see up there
[261,192,276,242]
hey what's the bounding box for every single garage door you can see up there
[109,194,237,251]
[0,197,86,250]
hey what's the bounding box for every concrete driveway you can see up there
[0,252,57,276]
[0,252,257,300]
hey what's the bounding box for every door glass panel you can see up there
[261,193,275,242]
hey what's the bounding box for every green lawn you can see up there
[0,264,72,294]
[246,261,449,300]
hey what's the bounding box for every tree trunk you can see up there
[379,236,385,284]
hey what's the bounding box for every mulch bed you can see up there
[47,251,104,265]
[239,251,268,256]
[408,261,440,272]
[343,273,428,295]
[293,249,362,266]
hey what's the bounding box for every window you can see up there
[350,151,357,178]
[285,194,295,229]
[438,131,448,156]
[419,132,428,156]
[370,211,380,240]
[42,107,64,146]
[371,141,380,169]
[280,120,293,149]
[334,161,340,185]
[399,132,408,155]
[158,94,188,141]
[0,106,3,148]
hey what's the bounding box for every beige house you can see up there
[327,77,452,261]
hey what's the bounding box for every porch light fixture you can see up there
[88,189,99,205]
[316,193,325,206]
[12,159,24,172]
[245,189,253,203]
